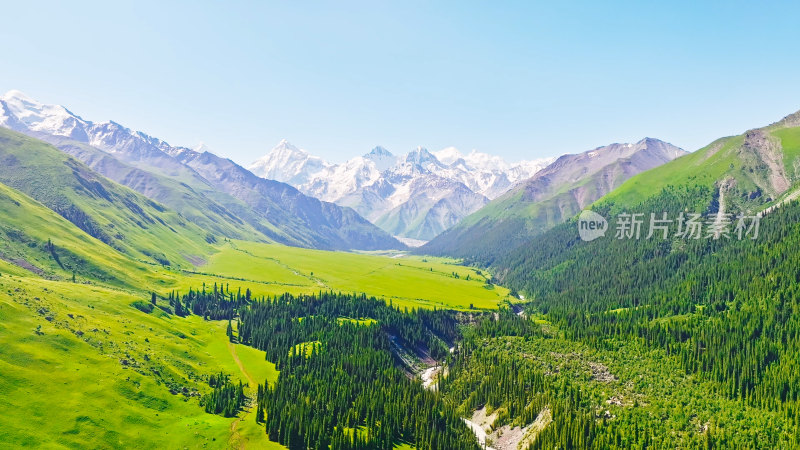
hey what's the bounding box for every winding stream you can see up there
[419,364,496,449]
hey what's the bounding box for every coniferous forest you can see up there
[452,187,800,448]
[166,188,800,449]
[198,291,479,449]
[202,372,246,417]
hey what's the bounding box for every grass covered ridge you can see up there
[0,274,283,448]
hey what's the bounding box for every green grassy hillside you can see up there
[0,243,487,448]
[0,274,284,449]
[0,127,216,268]
[0,156,506,448]
[0,180,153,285]
[0,163,508,311]
[0,181,270,448]
[50,136,277,244]
[602,110,800,212]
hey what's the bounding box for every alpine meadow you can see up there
[2,2,800,450]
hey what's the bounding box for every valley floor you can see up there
[193,240,509,310]
[0,241,508,448]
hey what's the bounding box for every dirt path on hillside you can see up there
[228,244,329,289]
[228,340,257,386]
[227,340,257,450]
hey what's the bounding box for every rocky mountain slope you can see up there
[601,111,800,212]
[421,138,687,262]
[0,90,402,251]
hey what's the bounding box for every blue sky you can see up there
[2,1,799,163]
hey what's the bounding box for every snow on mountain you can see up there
[248,140,332,186]
[433,146,463,165]
[249,142,554,240]
[0,90,404,251]
[0,89,552,243]
[193,142,214,153]
[304,147,397,203]
[431,146,554,198]
[0,90,200,178]
[364,146,396,172]
[422,138,688,259]
[1,90,90,141]
[373,175,490,241]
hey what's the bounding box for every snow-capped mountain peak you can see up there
[0,91,210,179]
[463,149,509,172]
[401,147,448,174]
[405,146,436,163]
[247,139,332,186]
[0,90,90,140]
[1,89,38,106]
[363,146,396,172]
[367,146,393,157]
[193,142,214,154]
[0,90,403,251]
[433,146,463,165]
[274,138,302,154]
[249,141,555,240]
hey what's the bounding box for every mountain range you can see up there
[249,140,554,241]
[0,90,402,252]
[4,85,800,449]
[421,138,687,262]
[0,90,692,255]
